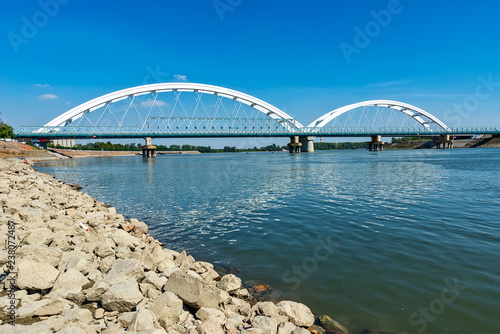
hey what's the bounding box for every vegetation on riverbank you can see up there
[0,118,14,139]
[391,136,432,143]
[50,141,370,152]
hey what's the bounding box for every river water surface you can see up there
[35,148,500,334]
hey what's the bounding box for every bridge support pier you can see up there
[299,136,315,153]
[434,134,454,149]
[368,135,385,151]
[288,136,302,153]
[142,137,157,158]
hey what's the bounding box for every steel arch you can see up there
[307,100,449,130]
[44,82,304,128]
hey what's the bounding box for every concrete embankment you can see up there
[0,158,351,334]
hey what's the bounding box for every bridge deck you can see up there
[15,126,500,139]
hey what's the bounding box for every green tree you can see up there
[0,117,14,138]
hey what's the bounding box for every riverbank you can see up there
[0,158,354,333]
[0,142,201,163]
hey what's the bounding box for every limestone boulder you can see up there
[196,307,227,325]
[17,298,67,318]
[100,280,143,312]
[99,256,116,274]
[147,291,183,326]
[129,308,156,332]
[162,267,180,278]
[85,281,111,302]
[292,328,311,334]
[102,258,145,285]
[94,242,115,258]
[277,301,314,327]
[255,302,280,317]
[252,316,278,334]
[111,229,141,250]
[174,250,194,266]
[25,227,52,246]
[61,307,94,326]
[163,270,226,309]
[277,322,297,334]
[157,259,177,272]
[117,311,136,328]
[143,271,167,290]
[132,220,148,234]
[17,245,63,267]
[218,274,242,292]
[16,260,59,290]
[201,268,220,282]
[197,319,225,334]
[50,268,90,298]
[115,247,132,259]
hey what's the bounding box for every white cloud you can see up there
[174,74,188,82]
[35,83,50,87]
[365,80,413,88]
[141,99,167,107]
[38,94,58,100]
[66,101,72,105]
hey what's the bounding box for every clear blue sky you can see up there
[1,0,500,145]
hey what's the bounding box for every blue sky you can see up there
[1,0,500,146]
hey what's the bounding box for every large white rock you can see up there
[86,281,111,302]
[111,229,141,250]
[196,307,227,325]
[255,302,280,317]
[131,220,148,234]
[147,291,183,326]
[291,327,310,334]
[16,260,59,290]
[218,274,242,292]
[143,271,167,290]
[99,256,116,274]
[24,227,52,246]
[197,319,225,334]
[100,280,143,312]
[50,268,90,298]
[102,258,145,285]
[17,298,67,318]
[17,245,63,267]
[61,307,94,326]
[277,322,297,334]
[94,242,115,258]
[252,316,278,334]
[129,308,155,332]
[163,270,226,309]
[276,301,314,327]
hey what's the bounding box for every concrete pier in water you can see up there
[368,135,384,151]
[434,134,454,149]
[288,136,315,153]
[141,137,157,157]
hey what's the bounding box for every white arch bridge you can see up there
[16,82,500,153]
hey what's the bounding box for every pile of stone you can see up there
[0,158,350,334]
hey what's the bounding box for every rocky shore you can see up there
[0,158,352,334]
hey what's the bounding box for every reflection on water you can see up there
[36,149,500,334]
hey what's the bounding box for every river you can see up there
[35,148,500,334]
